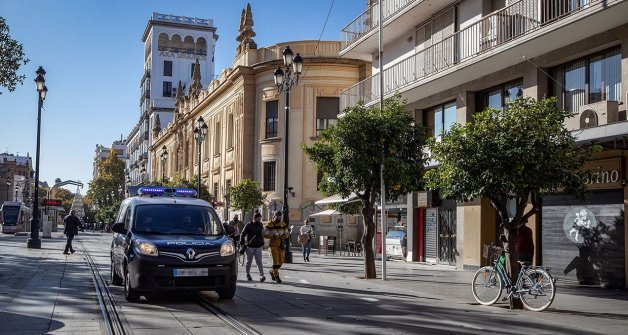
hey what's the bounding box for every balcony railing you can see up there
[341,0,417,51]
[340,0,604,110]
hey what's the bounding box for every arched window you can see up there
[158,33,169,51]
[183,36,195,54]
[171,34,183,52]
[196,37,207,56]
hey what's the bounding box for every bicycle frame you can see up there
[494,259,553,300]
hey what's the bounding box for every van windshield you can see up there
[133,204,223,236]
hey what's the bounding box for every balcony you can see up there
[340,0,628,110]
[340,0,456,59]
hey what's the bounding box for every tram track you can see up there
[80,240,128,335]
[194,294,262,335]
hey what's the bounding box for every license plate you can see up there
[173,268,208,277]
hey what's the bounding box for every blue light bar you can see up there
[137,187,166,196]
[174,188,197,197]
[136,186,197,198]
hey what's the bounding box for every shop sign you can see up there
[583,158,622,190]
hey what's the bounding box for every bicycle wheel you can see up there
[472,266,502,305]
[520,268,555,312]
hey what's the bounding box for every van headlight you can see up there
[220,240,235,256]
[134,240,158,256]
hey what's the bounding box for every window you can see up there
[162,81,172,97]
[163,61,172,77]
[213,182,219,201]
[477,80,523,112]
[551,48,621,113]
[214,121,221,153]
[265,100,279,139]
[263,162,276,191]
[316,97,339,136]
[227,113,234,148]
[423,101,457,140]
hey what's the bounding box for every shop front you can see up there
[416,191,457,265]
[541,155,627,288]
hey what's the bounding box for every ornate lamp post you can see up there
[273,46,303,263]
[5,176,9,201]
[193,116,208,196]
[28,66,48,249]
[140,166,146,185]
[160,145,168,182]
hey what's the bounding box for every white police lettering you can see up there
[166,241,214,246]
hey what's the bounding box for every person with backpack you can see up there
[239,212,266,282]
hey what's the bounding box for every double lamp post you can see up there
[193,116,208,196]
[273,46,303,264]
[27,66,48,249]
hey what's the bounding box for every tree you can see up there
[54,188,74,214]
[304,96,428,278]
[424,97,597,307]
[0,17,29,94]
[228,179,264,223]
[87,150,125,224]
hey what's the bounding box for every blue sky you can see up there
[0,0,362,192]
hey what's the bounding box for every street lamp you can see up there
[140,166,146,185]
[28,66,47,249]
[160,145,168,182]
[193,116,208,196]
[273,46,303,264]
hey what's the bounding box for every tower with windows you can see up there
[128,12,218,185]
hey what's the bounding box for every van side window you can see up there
[115,204,128,224]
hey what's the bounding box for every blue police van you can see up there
[110,186,237,302]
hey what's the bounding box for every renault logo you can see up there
[185,248,196,260]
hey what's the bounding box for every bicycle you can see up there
[471,243,556,311]
[233,236,245,266]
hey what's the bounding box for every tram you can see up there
[0,201,33,234]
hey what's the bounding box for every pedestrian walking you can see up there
[63,210,83,255]
[263,210,289,283]
[239,212,266,282]
[299,219,315,262]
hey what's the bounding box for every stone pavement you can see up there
[0,231,102,335]
[1,231,628,335]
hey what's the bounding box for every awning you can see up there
[314,193,360,205]
[309,209,341,217]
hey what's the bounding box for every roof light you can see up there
[174,188,197,197]
[137,187,166,196]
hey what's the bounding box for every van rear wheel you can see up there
[111,261,123,286]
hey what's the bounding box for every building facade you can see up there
[92,141,127,180]
[1,153,34,204]
[150,5,371,245]
[339,0,628,287]
[128,12,218,185]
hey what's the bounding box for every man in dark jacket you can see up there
[63,210,83,255]
[239,212,266,282]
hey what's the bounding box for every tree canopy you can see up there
[152,172,212,203]
[87,150,126,223]
[228,179,264,223]
[304,96,428,278]
[424,97,597,305]
[0,17,29,94]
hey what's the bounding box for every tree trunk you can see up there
[503,226,524,309]
[362,206,377,279]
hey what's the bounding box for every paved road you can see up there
[2,231,628,334]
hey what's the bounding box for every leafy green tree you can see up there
[304,96,428,279]
[0,17,29,94]
[228,179,264,223]
[87,150,125,224]
[424,97,597,307]
[53,188,74,214]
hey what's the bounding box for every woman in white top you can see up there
[299,220,314,262]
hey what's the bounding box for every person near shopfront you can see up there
[515,221,534,263]
[299,219,315,262]
[63,210,83,255]
[239,212,266,282]
[264,210,289,283]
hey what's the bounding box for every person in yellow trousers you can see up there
[264,210,290,283]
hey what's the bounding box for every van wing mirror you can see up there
[111,222,127,234]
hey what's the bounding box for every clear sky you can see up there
[0,0,363,192]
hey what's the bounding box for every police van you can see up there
[110,186,237,302]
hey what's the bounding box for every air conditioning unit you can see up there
[565,101,619,131]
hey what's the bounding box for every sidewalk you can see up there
[0,232,102,335]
